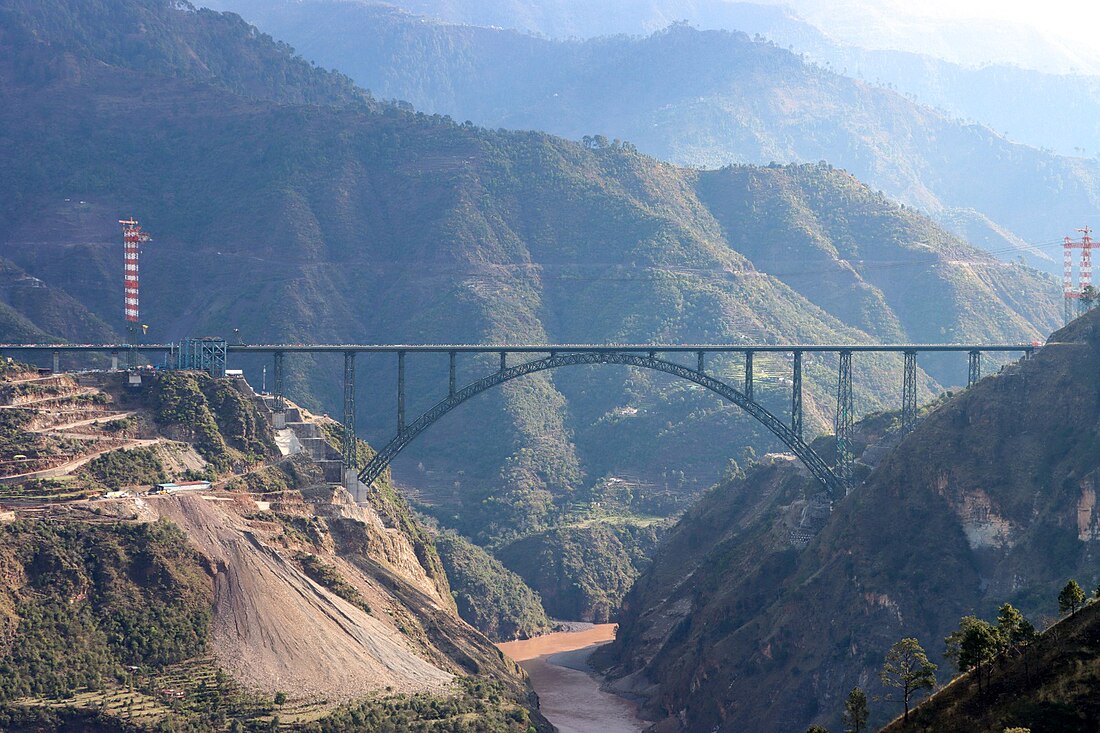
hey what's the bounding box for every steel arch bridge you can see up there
[354,350,843,499]
[0,340,1037,502]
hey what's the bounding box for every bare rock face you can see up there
[599,311,1100,733]
[151,494,454,701]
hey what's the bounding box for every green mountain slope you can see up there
[434,530,554,641]
[211,1,1100,271]
[597,309,1100,732]
[0,0,369,108]
[881,598,1100,733]
[0,0,1062,618]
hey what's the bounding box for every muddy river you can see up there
[497,624,648,733]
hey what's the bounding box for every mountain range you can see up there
[0,0,1063,618]
[208,0,1100,273]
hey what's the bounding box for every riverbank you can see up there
[497,624,647,733]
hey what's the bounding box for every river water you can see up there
[497,624,648,733]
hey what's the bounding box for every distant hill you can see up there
[207,0,1100,272]
[596,307,1100,731]
[0,0,1063,618]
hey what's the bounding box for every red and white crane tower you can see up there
[119,218,152,344]
[1063,225,1095,324]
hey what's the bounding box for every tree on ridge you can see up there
[881,637,937,723]
[1058,580,1086,616]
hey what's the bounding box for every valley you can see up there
[1,0,1099,731]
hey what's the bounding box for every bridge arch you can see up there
[357,351,843,499]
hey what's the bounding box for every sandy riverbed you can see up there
[498,624,648,733]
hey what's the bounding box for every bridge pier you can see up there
[697,350,705,374]
[835,350,853,493]
[791,351,803,439]
[273,351,286,429]
[398,351,406,435]
[744,351,754,401]
[499,352,507,372]
[968,350,982,387]
[343,351,357,493]
[902,351,917,433]
[110,351,119,371]
[449,351,456,397]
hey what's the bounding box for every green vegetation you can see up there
[843,687,869,733]
[317,678,543,733]
[883,595,1100,732]
[295,552,371,615]
[496,522,663,621]
[1059,580,1086,616]
[881,638,937,723]
[0,519,212,701]
[82,446,167,488]
[434,531,553,641]
[148,372,273,471]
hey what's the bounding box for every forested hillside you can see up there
[210,0,1100,271]
[0,0,1061,618]
[597,309,1100,732]
[0,366,548,731]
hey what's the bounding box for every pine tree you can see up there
[881,638,937,722]
[1058,580,1086,616]
[843,687,869,733]
[945,616,999,698]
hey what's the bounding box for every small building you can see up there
[152,480,212,494]
[104,490,131,499]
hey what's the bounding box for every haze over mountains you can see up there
[284,0,1100,75]
[207,0,1100,273]
[249,0,1100,157]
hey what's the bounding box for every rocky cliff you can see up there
[598,309,1100,732]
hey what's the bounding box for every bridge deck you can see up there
[0,343,1040,354]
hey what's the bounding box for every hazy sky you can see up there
[766,0,1100,72]
[898,0,1095,30]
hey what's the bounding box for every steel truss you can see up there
[357,351,845,500]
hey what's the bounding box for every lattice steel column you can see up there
[397,351,406,435]
[902,351,917,433]
[744,351,754,400]
[967,350,982,388]
[791,350,803,439]
[835,350,853,492]
[273,351,286,429]
[449,351,457,397]
[343,351,357,469]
